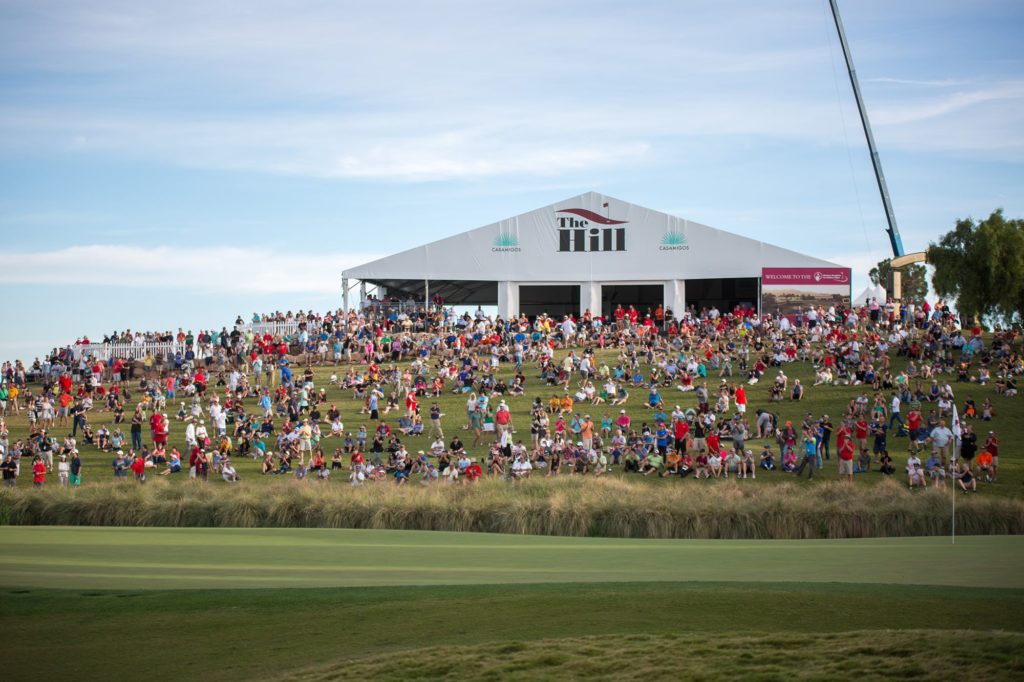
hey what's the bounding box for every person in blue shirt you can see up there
[647,387,663,409]
[655,422,670,456]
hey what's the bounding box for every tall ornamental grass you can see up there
[2,478,1021,539]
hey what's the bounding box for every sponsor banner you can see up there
[761,267,851,319]
[761,267,850,285]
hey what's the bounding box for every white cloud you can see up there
[872,82,1024,126]
[0,245,382,294]
[864,77,966,87]
[0,0,1021,181]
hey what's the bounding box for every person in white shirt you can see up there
[511,454,533,479]
[221,460,239,482]
[57,454,70,486]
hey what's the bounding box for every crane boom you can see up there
[828,0,905,258]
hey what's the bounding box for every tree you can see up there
[928,209,1024,325]
[869,259,928,303]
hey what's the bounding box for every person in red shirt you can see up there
[836,422,854,482]
[614,305,625,326]
[854,418,869,455]
[906,408,922,444]
[149,411,162,442]
[32,456,46,487]
[464,459,483,483]
[735,385,747,415]
[984,431,1000,481]
[130,454,147,483]
[673,419,690,454]
[706,431,720,456]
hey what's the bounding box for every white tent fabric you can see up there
[853,284,887,307]
[343,192,841,282]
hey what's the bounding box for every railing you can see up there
[249,321,303,338]
[73,341,183,361]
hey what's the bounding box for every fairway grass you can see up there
[4,582,1024,682]
[2,526,1024,589]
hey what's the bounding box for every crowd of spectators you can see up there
[0,297,1019,491]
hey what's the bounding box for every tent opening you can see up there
[518,285,580,319]
[600,284,664,319]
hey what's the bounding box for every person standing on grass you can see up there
[130,452,147,484]
[818,414,833,461]
[889,392,904,434]
[983,431,999,481]
[430,401,447,440]
[112,450,129,481]
[70,449,82,485]
[794,429,817,479]
[130,406,143,452]
[57,453,70,487]
[1,452,17,487]
[31,455,46,487]
[836,422,854,482]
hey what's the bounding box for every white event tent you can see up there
[342,192,842,319]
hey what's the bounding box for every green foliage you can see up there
[869,258,928,303]
[929,209,1024,324]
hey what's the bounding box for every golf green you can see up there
[2,526,1021,590]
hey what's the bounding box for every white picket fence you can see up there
[73,342,183,362]
[249,321,303,338]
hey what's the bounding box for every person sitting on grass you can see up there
[955,461,977,492]
[925,453,945,487]
[854,449,871,474]
[737,448,756,479]
[976,449,994,483]
[419,462,438,485]
[693,450,709,478]
[877,450,895,475]
[791,379,804,401]
[906,454,926,490]
[511,453,533,480]
[221,458,240,482]
[723,450,742,478]
[781,447,798,473]
[640,451,662,476]
[760,444,776,471]
[707,449,723,478]
[622,449,640,473]
[463,458,483,483]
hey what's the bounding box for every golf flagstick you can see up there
[951,403,960,545]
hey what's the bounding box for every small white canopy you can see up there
[853,284,887,307]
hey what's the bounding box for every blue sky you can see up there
[1,0,1022,361]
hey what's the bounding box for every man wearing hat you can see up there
[70,449,82,485]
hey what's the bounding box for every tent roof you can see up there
[343,191,842,283]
